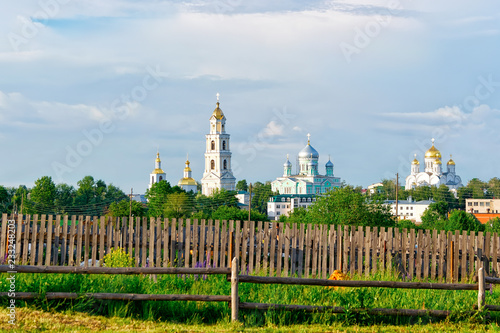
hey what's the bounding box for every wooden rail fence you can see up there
[1,213,499,281]
[0,262,498,321]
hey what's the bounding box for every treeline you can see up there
[0,176,274,222]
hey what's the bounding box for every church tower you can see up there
[178,155,197,193]
[149,152,166,188]
[201,94,236,196]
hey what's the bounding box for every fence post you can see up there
[478,267,485,311]
[231,257,239,322]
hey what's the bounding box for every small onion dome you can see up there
[212,102,224,120]
[155,152,161,163]
[284,159,292,167]
[178,177,197,186]
[184,160,192,172]
[152,168,165,174]
[412,155,420,165]
[325,159,334,168]
[435,159,442,165]
[448,155,455,165]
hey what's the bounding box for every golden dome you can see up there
[435,159,442,165]
[152,168,165,174]
[155,152,161,163]
[411,154,419,165]
[212,102,224,120]
[178,177,197,186]
[425,139,441,159]
[448,155,455,165]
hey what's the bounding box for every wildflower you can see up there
[327,270,349,290]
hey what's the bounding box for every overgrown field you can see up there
[1,269,500,331]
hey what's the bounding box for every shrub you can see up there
[103,247,134,268]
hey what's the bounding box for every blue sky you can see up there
[0,0,499,194]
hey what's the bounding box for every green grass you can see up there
[1,268,500,330]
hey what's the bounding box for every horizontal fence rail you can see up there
[1,261,498,321]
[1,213,499,281]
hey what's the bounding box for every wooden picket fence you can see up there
[1,213,499,281]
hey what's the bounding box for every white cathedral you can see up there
[271,134,341,195]
[405,139,462,192]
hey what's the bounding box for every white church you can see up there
[405,139,462,192]
[148,94,236,195]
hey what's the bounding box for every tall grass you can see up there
[1,269,499,327]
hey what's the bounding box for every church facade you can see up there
[405,139,462,192]
[201,95,236,196]
[271,135,341,195]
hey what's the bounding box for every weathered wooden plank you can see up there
[477,231,484,272]
[371,227,378,274]
[98,216,105,264]
[113,217,120,250]
[185,219,192,268]
[22,215,31,265]
[149,218,156,267]
[170,219,177,266]
[177,218,184,267]
[284,223,291,277]
[191,219,198,267]
[453,230,460,282]
[155,218,161,267]
[30,215,40,265]
[83,216,91,268]
[15,214,23,265]
[336,225,342,271]
[408,229,415,280]
[387,227,394,272]
[75,216,84,267]
[67,216,76,266]
[262,222,271,275]
[269,221,277,276]
[438,230,445,281]
[36,215,46,266]
[297,223,305,277]
[248,220,255,274]
[349,226,356,274]
[446,231,453,283]
[415,229,422,280]
[52,215,60,265]
[485,232,491,276]
[198,219,206,265]
[0,214,7,261]
[133,217,140,267]
[328,225,335,276]
[460,231,467,281]
[423,229,430,280]
[90,217,98,267]
[220,220,227,268]
[394,228,401,275]
[468,231,475,277]
[275,223,284,277]
[162,218,169,268]
[357,226,363,276]
[290,223,297,276]
[492,233,498,277]
[141,217,148,267]
[321,225,328,279]
[431,229,437,280]
[364,226,371,277]
[127,216,134,258]
[343,225,350,274]
[380,228,386,272]
[44,215,54,266]
[304,224,313,278]
[401,228,408,278]
[255,221,263,274]
[241,220,249,274]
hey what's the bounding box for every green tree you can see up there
[11,185,29,214]
[467,178,487,199]
[0,186,12,214]
[211,205,268,222]
[457,186,473,210]
[74,176,126,216]
[164,192,192,218]
[29,176,57,214]
[145,181,173,217]
[107,199,145,218]
[54,183,76,214]
[420,202,449,230]
[484,217,500,233]
[236,179,248,192]
[250,182,275,214]
[488,177,500,199]
[289,186,394,227]
[446,210,483,232]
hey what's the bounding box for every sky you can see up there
[0,0,499,194]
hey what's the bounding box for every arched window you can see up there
[151,176,154,183]
[223,160,227,170]
[222,140,226,150]
[211,160,215,170]
[159,176,163,181]
[211,141,215,150]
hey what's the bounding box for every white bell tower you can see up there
[201,94,236,196]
